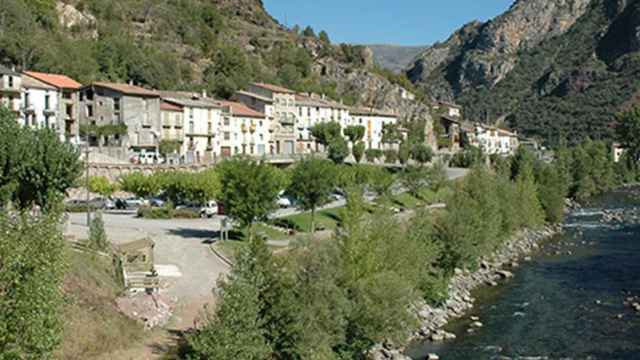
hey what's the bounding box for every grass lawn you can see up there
[277,207,344,233]
[56,250,145,359]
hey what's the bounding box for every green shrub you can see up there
[173,208,201,219]
[88,212,109,251]
[137,206,173,219]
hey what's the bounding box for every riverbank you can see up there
[369,224,563,360]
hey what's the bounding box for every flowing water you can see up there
[406,189,640,359]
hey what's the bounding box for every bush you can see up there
[137,206,173,219]
[449,146,485,168]
[173,208,201,219]
[89,212,109,251]
[365,149,383,162]
[384,149,398,164]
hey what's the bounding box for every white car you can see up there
[200,201,219,218]
[277,196,294,208]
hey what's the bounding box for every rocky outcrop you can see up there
[408,0,592,98]
[55,2,96,31]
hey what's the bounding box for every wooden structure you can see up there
[115,238,160,292]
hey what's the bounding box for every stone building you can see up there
[348,107,400,150]
[294,93,350,154]
[79,82,161,162]
[0,65,22,116]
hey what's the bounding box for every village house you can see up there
[234,83,297,155]
[348,107,400,150]
[434,101,462,118]
[218,100,270,157]
[79,82,161,162]
[159,91,221,164]
[22,71,82,144]
[159,100,185,163]
[469,124,520,156]
[294,93,350,153]
[0,65,22,117]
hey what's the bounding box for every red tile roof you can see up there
[161,101,183,112]
[92,81,159,97]
[251,82,295,94]
[24,71,82,90]
[219,100,265,118]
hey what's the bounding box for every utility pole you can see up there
[85,133,91,226]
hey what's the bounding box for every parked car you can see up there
[124,197,147,208]
[277,196,295,208]
[200,201,219,218]
[103,198,116,210]
[150,198,165,207]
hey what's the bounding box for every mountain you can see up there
[408,0,640,145]
[367,44,427,73]
[0,0,434,131]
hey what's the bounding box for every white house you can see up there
[349,107,400,150]
[471,125,519,156]
[234,83,297,155]
[217,100,269,157]
[159,91,221,164]
[20,74,60,134]
[294,93,350,153]
[23,71,82,144]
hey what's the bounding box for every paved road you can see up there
[66,212,228,321]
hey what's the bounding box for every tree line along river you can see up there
[407,188,640,360]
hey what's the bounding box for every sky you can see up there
[263,0,514,46]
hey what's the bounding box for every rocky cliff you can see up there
[409,0,592,99]
[408,0,640,145]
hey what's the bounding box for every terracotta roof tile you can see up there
[218,100,266,118]
[24,71,82,90]
[252,82,295,94]
[92,81,159,97]
[161,101,183,112]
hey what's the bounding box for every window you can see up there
[24,92,30,107]
[44,94,50,110]
[86,104,93,117]
[189,121,194,133]
[223,117,230,126]
[259,134,264,141]
[8,76,13,88]
[63,91,72,100]
[66,104,73,117]
[114,98,121,112]
[259,120,263,127]
[208,122,212,133]
[224,132,230,140]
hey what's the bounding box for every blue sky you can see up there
[263,1,514,46]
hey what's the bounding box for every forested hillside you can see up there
[408,0,640,146]
[0,0,432,124]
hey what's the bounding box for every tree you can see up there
[0,107,81,210]
[352,142,366,163]
[158,139,181,159]
[217,158,284,240]
[310,121,341,146]
[343,125,365,143]
[205,44,253,99]
[119,172,161,199]
[384,149,398,164]
[401,166,429,199]
[328,137,349,164]
[88,212,109,251]
[88,176,117,198]
[398,142,411,165]
[535,163,568,223]
[302,26,315,37]
[615,106,640,161]
[410,143,433,165]
[187,269,271,360]
[288,158,336,236]
[369,167,394,201]
[318,30,331,45]
[0,211,67,359]
[365,149,383,163]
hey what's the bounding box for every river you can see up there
[406,189,640,359]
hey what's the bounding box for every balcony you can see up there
[43,108,57,116]
[22,104,35,114]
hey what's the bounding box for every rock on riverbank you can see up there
[367,225,562,360]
